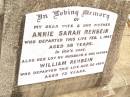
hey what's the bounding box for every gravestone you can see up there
[0,0,129,97]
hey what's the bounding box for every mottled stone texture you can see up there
[0,15,3,56]
[0,0,4,56]
[0,0,129,97]
[0,0,4,15]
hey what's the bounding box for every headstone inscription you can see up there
[18,6,118,86]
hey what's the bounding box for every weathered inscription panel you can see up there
[18,6,118,85]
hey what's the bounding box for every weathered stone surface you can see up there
[0,0,129,97]
[0,16,3,56]
[0,0,4,15]
[0,2,4,96]
[0,0,4,55]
